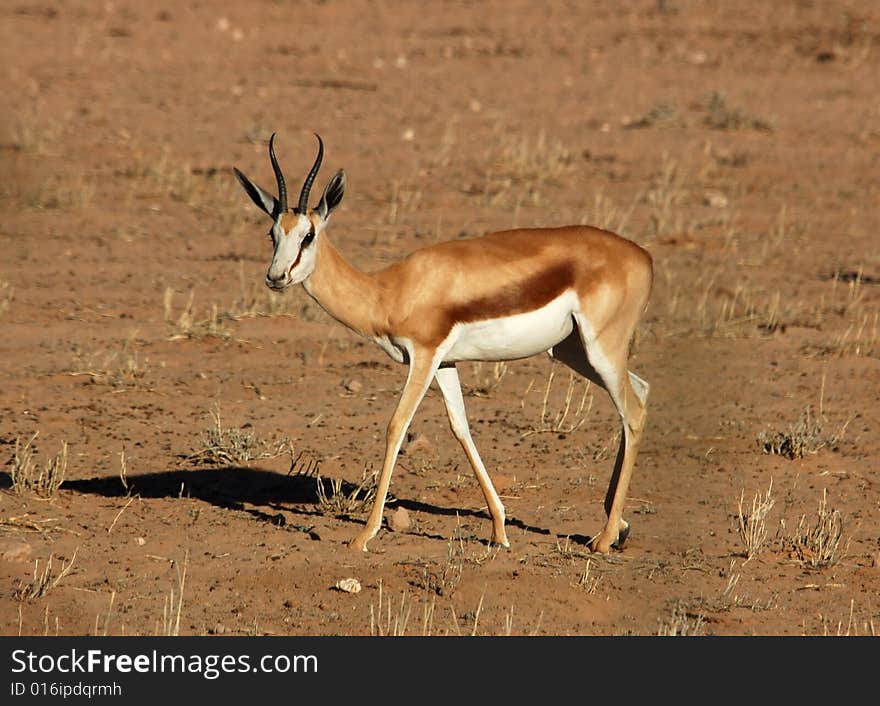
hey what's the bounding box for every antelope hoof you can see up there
[613,521,631,549]
[491,532,511,549]
[349,532,372,553]
[591,521,630,553]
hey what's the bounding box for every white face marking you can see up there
[442,291,579,363]
[266,213,319,290]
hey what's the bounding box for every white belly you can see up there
[442,291,577,362]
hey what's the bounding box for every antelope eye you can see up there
[302,230,315,246]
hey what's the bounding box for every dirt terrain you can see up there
[1,0,878,636]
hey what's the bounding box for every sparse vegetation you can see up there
[184,407,291,466]
[30,174,96,210]
[163,287,233,341]
[521,366,593,437]
[474,128,574,209]
[13,550,78,602]
[576,558,601,594]
[464,361,508,397]
[121,146,238,213]
[158,550,188,636]
[369,581,539,636]
[2,1,878,640]
[315,467,379,517]
[70,332,148,388]
[784,489,847,569]
[810,600,876,637]
[736,479,776,560]
[9,433,68,498]
[420,532,464,597]
[645,153,687,237]
[370,581,436,636]
[625,102,683,129]
[582,190,639,237]
[657,602,706,636]
[703,91,774,132]
[757,405,850,459]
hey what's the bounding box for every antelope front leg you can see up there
[435,365,509,547]
[351,350,439,552]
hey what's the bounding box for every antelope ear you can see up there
[233,167,279,218]
[315,169,346,221]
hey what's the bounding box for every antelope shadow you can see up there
[39,466,551,542]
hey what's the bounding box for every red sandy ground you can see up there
[0,0,878,636]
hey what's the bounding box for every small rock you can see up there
[344,379,363,393]
[387,506,411,533]
[405,433,434,457]
[0,540,32,563]
[135,537,146,546]
[334,578,362,594]
[704,191,728,208]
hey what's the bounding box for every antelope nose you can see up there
[266,271,286,288]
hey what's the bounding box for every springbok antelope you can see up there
[233,134,652,553]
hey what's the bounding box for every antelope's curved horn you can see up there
[268,132,287,216]
[298,134,324,214]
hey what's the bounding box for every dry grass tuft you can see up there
[420,532,465,597]
[13,549,78,602]
[582,190,639,237]
[158,550,188,636]
[164,288,233,341]
[757,405,850,459]
[315,467,379,517]
[464,361,508,397]
[521,366,593,437]
[576,558,602,594]
[704,92,774,132]
[70,332,148,388]
[784,489,847,569]
[657,602,706,636]
[10,433,68,498]
[645,153,687,237]
[370,580,437,636]
[625,102,684,129]
[736,479,776,560]
[811,600,877,636]
[184,407,291,466]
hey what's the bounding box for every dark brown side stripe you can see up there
[444,262,576,329]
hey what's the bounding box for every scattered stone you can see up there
[387,506,411,533]
[405,433,434,457]
[0,540,32,563]
[704,191,728,208]
[334,578,362,594]
[344,379,363,393]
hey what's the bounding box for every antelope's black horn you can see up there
[298,134,324,214]
[269,132,287,216]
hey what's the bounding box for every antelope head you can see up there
[233,133,345,290]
